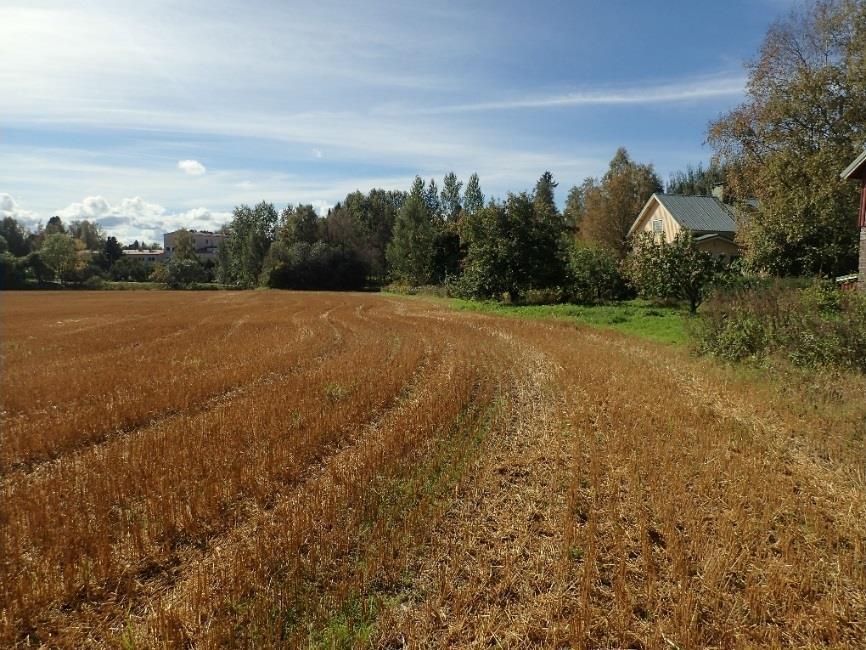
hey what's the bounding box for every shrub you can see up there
[0,252,27,289]
[520,287,566,305]
[625,232,722,313]
[165,258,208,288]
[567,245,627,304]
[694,280,866,372]
[83,275,105,290]
[61,262,105,286]
[110,257,152,282]
[264,241,368,290]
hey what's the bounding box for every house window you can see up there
[651,220,663,234]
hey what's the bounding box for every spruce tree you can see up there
[533,171,558,216]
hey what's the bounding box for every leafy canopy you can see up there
[708,0,866,276]
[625,232,721,313]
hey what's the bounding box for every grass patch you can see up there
[275,398,498,647]
[452,299,688,345]
[102,281,166,290]
[308,596,379,649]
[389,294,689,345]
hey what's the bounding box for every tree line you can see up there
[212,156,676,304]
[0,216,129,287]
[3,0,862,304]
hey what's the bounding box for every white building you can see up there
[163,230,227,260]
[121,249,164,263]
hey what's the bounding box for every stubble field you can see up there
[1,291,865,648]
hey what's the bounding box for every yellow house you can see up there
[628,193,741,261]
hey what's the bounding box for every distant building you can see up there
[628,193,741,262]
[121,249,164,263]
[163,230,227,261]
[841,149,866,292]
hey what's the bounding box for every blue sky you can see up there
[1,0,791,243]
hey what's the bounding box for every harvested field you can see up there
[2,291,865,648]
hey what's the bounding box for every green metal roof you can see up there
[841,149,866,180]
[654,194,738,234]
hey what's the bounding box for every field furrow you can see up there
[2,292,864,648]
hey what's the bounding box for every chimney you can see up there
[712,184,725,202]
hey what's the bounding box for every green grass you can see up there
[102,281,166,290]
[395,295,690,345]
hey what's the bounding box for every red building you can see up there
[841,150,866,291]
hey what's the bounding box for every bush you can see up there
[264,242,369,290]
[165,258,208,288]
[0,252,27,289]
[694,280,866,372]
[520,287,566,305]
[83,275,105,289]
[110,257,152,282]
[61,262,105,286]
[625,232,722,313]
[567,245,627,304]
[149,262,169,284]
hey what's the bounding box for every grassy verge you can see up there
[388,294,690,345]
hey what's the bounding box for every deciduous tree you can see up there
[226,201,278,286]
[463,173,484,215]
[625,232,720,313]
[708,0,866,276]
[172,229,199,262]
[69,220,105,250]
[579,148,662,257]
[0,217,31,257]
[457,191,569,301]
[440,172,463,221]
[386,177,435,285]
[39,233,79,283]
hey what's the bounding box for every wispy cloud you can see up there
[393,75,747,115]
[0,1,766,242]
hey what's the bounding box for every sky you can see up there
[0,0,794,243]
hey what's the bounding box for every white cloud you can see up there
[1,144,613,237]
[0,2,740,229]
[0,193,40,228]
[54,195,231,243]
[310,200,333,216]
[177,159,207,176]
